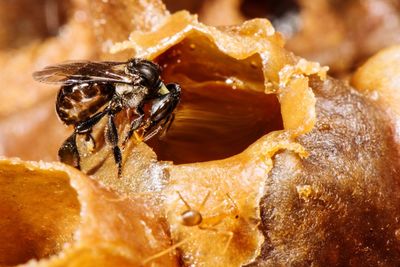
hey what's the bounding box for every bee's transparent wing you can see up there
[33,61,134,85]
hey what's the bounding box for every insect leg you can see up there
[142,114,174,142]
[197,226,234,254]
[198,191,211,212]
[106,113,122,177]
[58,133,80,169]
[158,113,175,139]
[84,131,96,152]
[177,191,192,210]
[122,107,144,146]
[143,83,180,141]
[142,237,194,266]
[143,124,162,142]
[74,109,108,134]
[59,110,109,170]
[165,113,175,133]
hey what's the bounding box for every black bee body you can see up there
[33,58,181,176]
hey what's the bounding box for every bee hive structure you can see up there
[0,0,399,266]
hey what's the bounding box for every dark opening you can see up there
[162,0,203,14]
[240,0,301,37]
[146,84,283,164]
[240,0,299,19]
[147,38,283,164]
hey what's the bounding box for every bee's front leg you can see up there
[142,83,181,141]
[143,114,175,142]
[123,106,144,146]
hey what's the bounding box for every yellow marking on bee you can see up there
[158,83,170,95]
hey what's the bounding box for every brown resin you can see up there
[249,78,400,266]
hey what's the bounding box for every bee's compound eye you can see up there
[135,59,161,90]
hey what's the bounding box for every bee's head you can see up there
[126,58,162,92]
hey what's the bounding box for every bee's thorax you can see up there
[115,83,134,95]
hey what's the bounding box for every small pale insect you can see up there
[181,209,203,226]
[33,58,181,176]
[142,191,239,265]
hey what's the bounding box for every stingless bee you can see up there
[33,58,181,176]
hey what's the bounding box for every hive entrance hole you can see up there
[147,39,284,164]
[147,85,283,164]
[240,0,300,37]
[240,0,300,20]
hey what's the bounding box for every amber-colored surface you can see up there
[0,97,69,162]
[0,0,400,266]
[89,0,168,44]
[352,45,400,150]
[0,158,177,267]
[0,160,80,266]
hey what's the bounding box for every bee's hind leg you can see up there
[106,113,122,177]
[143,114,174,142]
[58,133,81,169]
[60,109,109,170]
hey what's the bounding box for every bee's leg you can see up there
[60,110,108,170]
[143,114,174,142]
[74,110,108,134]
[122,107,144,146]
[162,113,175,137]
[106,113,122,177]
[75,110,109,153]
[143,83,180,142]
[156,113,175,139]
[58,133,80,169]
[84,131,96,152]
[143,125,161,142]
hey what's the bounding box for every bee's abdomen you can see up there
[56,83,114,125]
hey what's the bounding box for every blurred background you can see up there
[165,0,400,76]
[1,0,399,74]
